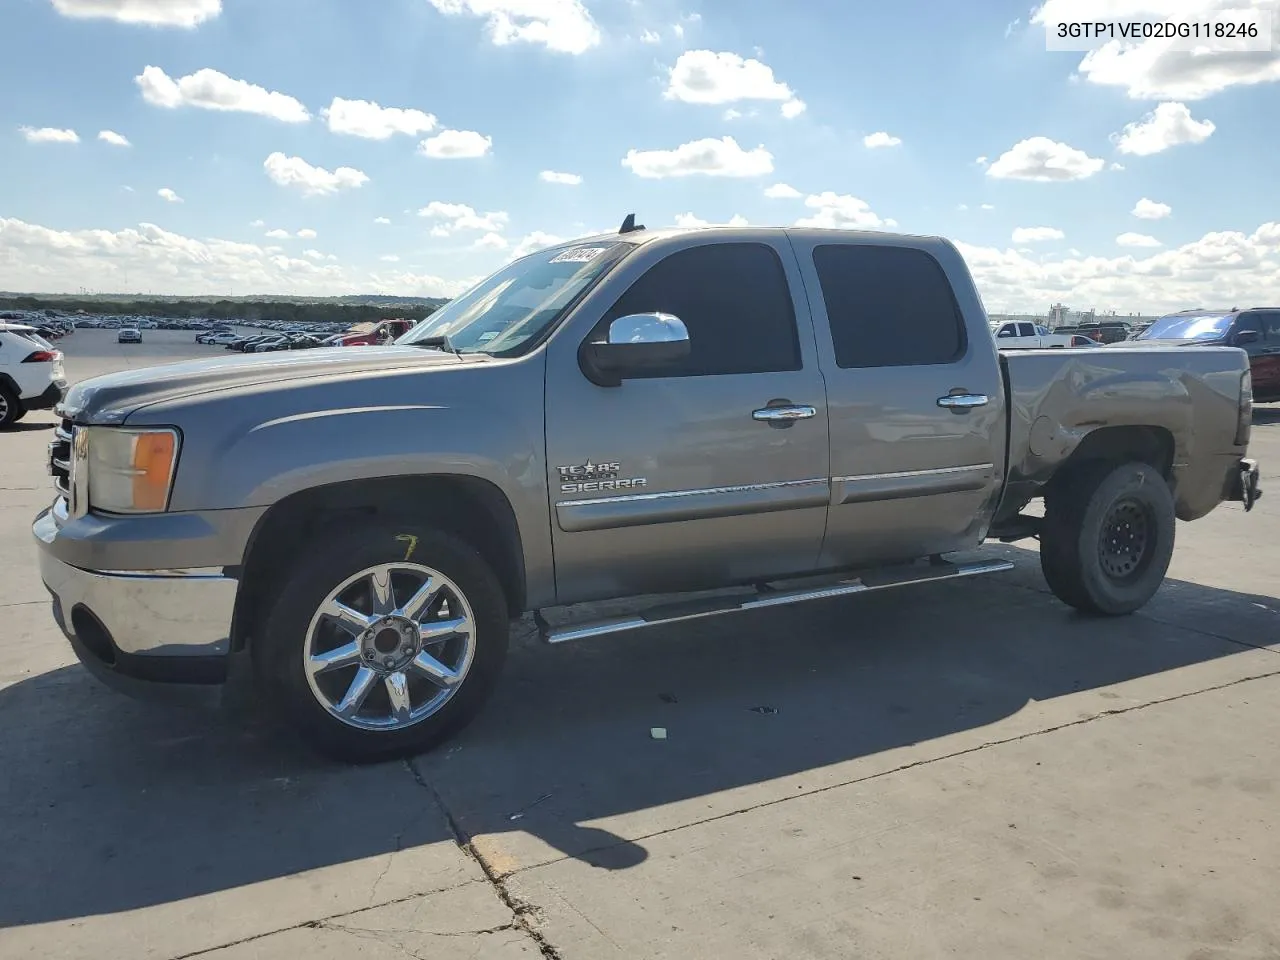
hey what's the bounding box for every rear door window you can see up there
[812,244,966,368]
[1018,323,1035,337]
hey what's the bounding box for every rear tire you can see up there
[0,386,20,430]
[254,523,509,763]
[1040,460,1175,616]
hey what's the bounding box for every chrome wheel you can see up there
[303,562,476,731]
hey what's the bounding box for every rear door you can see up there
[791,237,1006,569]
[543,238,831,604]
[1017,322,1041,347]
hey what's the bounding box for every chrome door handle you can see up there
[753,404,817,422]
[937,393,989,409]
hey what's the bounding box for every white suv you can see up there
[0,323,66,429]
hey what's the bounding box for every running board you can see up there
[539,557,1015,645]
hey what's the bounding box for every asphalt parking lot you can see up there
[3,330,1279,960]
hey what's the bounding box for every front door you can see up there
[790,236,1007,569]
[543,238,830,605]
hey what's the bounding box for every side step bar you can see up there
[539,557,1015,645]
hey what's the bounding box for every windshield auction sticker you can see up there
[549,246,608,264]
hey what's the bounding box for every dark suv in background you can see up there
[1133,307,1280,402]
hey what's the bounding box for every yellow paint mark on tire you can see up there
[395,534,419,561]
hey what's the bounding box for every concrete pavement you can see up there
[2,331,1276,959]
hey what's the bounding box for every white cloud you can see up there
[20,126,79,143]
[975,155,988,165]
[764,182,802,199]
[539,170,583,185]
[296,228,317,239]
[956,220,1280,313]
[0,215,485,298]
[418,129,492,159]
[1110,162,1126,170]
[302,249,325,261]
[136,66,309,123]
[265,228,290,239]
[1031,0,1280,100]
[980,203,995,210]
[426,0,600,54]
[665,50,804,119]
[1117,232,1162,247]
[263,152,368,196]
[986,136,1105,181]
[1113,102,1215,155]
[380,254,401,262]
[622,136,773,178]
[510,231,564,259]
[474,233,509,250]
[640,28,661,43]
[1012,226,1064,243]
[863,131,901,148]
[157,187,183,203]
[1132,197,1172,219]
[50,0,221,27]
[249,219,264,227]
[98,130,131,146]
[674,213,749,227]
[958,204,970,212]
[321,97,436,139]
[374,217,391,225]
[417,201,509,234]
[795,192,888,230]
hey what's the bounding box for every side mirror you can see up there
[1234,329,1260,345]
[580,312,691,386]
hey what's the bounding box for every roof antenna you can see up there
[619,212,645,234]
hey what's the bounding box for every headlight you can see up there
[85,427,181,513]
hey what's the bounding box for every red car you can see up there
[331,318,416,347]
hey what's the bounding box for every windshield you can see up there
[1137,313,1232,341]
[397,241,632,356]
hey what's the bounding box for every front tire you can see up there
[1040,460,1175,616]
[255,523,509,763]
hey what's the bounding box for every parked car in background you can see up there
[1124,307,1280,402]
[991,320,1073,349]
[1068,334,1103,347]
[0,322,65,428]
[117,327,142,344]
[198,331,239,345]
[331,318,416,347]
[1054,321,1133,344]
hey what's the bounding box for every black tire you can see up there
[1040,460,1175,616]
[0,385,20,430]
[254,523,509,763]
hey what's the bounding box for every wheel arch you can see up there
[231,474,527,652]
[1042,424,1175,502]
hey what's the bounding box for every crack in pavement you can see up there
[403,758,564,960]
[482,666,1280,881]
[167,881,491,960]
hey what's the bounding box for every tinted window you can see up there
[601,242,800,377]
[1258,311,1280,337]
[996,324,1016,338]
[812,244,966,368]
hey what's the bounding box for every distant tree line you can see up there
[0,295,438,326]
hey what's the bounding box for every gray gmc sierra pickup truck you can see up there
[33,222,1262,762]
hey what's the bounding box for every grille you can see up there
[48,418,73,499]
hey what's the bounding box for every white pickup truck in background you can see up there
[990,320,1073,349]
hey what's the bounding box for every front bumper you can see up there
[34,508,238,696]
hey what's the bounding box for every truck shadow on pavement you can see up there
[2,544,1276,928]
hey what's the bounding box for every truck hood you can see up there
[59,345,469,424]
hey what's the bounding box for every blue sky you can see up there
[0,0,1277,313]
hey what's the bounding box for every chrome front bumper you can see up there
[34,508,238,689]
